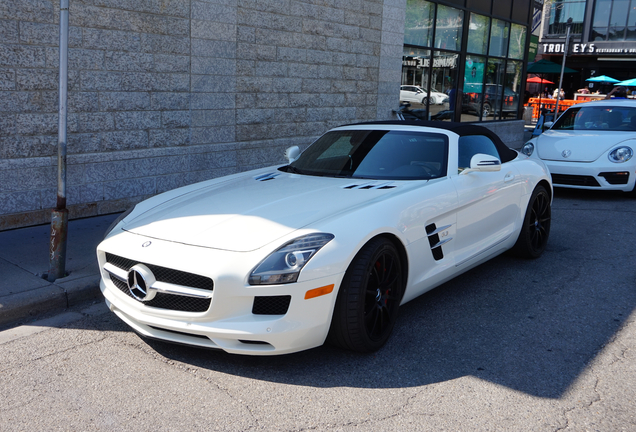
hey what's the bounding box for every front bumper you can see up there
[98,232,344,355]
[542,159,636,192]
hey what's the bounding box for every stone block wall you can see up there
[0,0,404,230]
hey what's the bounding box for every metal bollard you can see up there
[48,209,68,282]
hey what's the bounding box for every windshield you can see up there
[552,105,636,131]
[280,129,448,180]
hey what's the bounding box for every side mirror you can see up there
[543,121,554,129]
[284,146,301,163]
[461,153,502,175]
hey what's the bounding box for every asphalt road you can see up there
[1,188,635,431]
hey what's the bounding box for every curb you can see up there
[0,276,102,329]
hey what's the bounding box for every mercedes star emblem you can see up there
[126,264,157,302]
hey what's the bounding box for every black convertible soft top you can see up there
[347,120,518,164]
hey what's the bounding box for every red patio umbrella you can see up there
[526,76,555,118]
[527,76,554,84]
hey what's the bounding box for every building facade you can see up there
[401,0,534,122]
[0,0,531,230]
[537,0,636,95]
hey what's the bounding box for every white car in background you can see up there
[522,99,636,195]
[97,121,552,356]
[400,85,449,105]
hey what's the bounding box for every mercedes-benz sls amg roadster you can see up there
[97,121,552,355]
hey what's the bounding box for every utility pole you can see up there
[554,17,573,120]
[48,0,69,282]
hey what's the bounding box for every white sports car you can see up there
[400,85,449,105]
[522,99,636,195]
[97,121,552,355]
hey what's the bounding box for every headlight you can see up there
[608,146,633,163]
[103,206,135,239]
[521,142,535,157]
[249,233,335,285]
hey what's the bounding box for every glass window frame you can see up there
[402,0,530,123]
[545,0,586,37]
[467,12,491,55]
[590,0,636,41]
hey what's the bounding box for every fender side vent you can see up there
[426,223,453,261]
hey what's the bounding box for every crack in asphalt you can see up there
[128,340,264,430]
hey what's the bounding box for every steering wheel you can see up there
[411,162,438,177]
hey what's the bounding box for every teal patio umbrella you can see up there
[527,59,577,74]
[586,75,620,83]
[617,77,636,86]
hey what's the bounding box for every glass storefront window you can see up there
[430,51,459,122]
[467,13,490,55]
[609,0,630,40]
[504,60,523,119]
[405,0,435,47]
[546,0,585,36]
[484,58,505,121]
[402,0,526,123]
[401,48,458,121]
[462,55,487,121]
[489,19,510,57]
[628,1,636,40]
[508,24,526,60]
[435,5,464,51]
[591,0,636,40]
[401,47,432,111]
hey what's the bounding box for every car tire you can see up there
[510,185,551,258]
[421,97,428,106]
[327,237,404,352]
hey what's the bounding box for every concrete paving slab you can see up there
[0,258,52,295]
[0,213,120,329]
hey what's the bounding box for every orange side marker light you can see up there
[304,284,334,300]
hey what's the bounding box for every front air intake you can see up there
[252,296,291,315]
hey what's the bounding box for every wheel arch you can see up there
[536,179,553,201]
[367,233,409,299]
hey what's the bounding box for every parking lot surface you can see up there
[1,189,635,431]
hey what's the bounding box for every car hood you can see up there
[123,170,407,252]
[536,131,632,162]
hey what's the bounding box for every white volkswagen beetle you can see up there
[97,121,552,355]
[522,99,636,195]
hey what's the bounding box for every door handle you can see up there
[504,172,515,182]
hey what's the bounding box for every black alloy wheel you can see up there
[328,238,404,352]
[511,185,551,258]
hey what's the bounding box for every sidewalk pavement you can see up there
[0,213,120,329]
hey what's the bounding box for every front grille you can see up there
[551,174,601,187]
[110,275,212,312]
[252,296,291,315]
[106,253,214,291]
[105,253,213,312]
[599,172,630,185]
